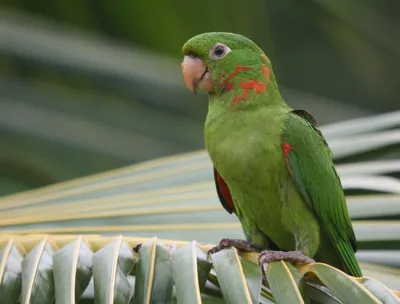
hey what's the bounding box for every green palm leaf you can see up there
[0,111,399,302]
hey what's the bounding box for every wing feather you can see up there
[213,167,235,214]
[282,110,361,276]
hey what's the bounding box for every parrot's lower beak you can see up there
[181,56,213,94]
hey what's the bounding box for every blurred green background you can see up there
[0,0,399,196]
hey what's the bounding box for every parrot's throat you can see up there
[219,63,272,105]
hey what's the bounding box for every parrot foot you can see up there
[207,238,264,256]
[258,250,315,272]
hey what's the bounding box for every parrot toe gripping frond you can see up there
[207,238,264,257]
[258,250,315,273]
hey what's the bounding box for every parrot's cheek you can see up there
[182,56,214,94]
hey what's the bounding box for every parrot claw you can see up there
[258,250,315,273]
[207,238,264,256]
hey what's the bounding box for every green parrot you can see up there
[181,32,362,277]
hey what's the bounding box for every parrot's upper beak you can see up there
[181,56,213,94]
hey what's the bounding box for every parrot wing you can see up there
[213,167,235,214]
[282,109,362,277]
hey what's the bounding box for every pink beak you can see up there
[181,56,213,93]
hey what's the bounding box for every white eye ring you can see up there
[209,43,231,60]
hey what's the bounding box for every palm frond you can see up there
[0,111,399,302]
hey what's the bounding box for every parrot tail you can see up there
[336,241,362,277]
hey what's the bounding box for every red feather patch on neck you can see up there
[220,63,271,104]
[260,65,271,80]
[232,80,267,104]
[220,65,252,91]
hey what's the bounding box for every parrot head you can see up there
[181,32,277,104]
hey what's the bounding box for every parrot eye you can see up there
[210,43,231,60]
